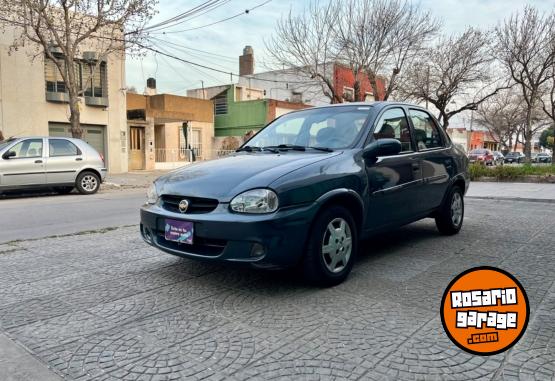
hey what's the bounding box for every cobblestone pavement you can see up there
[0,198,553,380]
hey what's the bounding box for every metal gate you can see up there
[48,123,106,160]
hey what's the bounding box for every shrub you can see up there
[469,163,555,181]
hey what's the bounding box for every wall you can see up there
[0,24,128,173]
[334,64,386,101]
[214,86,268,137]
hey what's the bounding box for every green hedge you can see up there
[469,163,555,181]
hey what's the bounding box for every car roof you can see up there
[309,101,427,111]
[4,136,83,143]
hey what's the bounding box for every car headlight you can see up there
[146,183,159,204]
[230,189,278,214]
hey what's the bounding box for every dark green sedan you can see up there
[140,102,469,286]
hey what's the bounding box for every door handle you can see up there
[76,157,83,161]
[35,160,43,164]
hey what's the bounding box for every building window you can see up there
[45,55,66,93]
[291,91,303,103]
[84,61,107,98]
[214,93,228,115]
[343,87,355,102]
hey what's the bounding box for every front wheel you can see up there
[76,171,100,195]
[435,186,464,235]
[301,206,358,287]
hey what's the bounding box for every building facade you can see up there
[127,86,214,170]
[0,24,128,173]
[188,84,310,150]
[236,46,386,106]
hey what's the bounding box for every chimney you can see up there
[239,45,254,76]
[145,77,157,96]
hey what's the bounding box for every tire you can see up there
[435,186,464,235]
[54,186,74,194]
[301,205,358,287]
[75,171,100,195]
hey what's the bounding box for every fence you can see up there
[155,148,236,163]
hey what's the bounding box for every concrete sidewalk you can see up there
[104,170,170,189]
[467,181,555,202]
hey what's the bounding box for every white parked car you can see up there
[0,136,106,195]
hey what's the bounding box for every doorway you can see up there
[129,126,145,170]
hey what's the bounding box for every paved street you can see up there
[0,190,145,243]
[0,198,553,380]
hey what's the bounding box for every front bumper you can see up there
[140,202,318,268]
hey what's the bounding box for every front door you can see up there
[129,127,145,170]
[1,138,46,186]
[365,107,422,230]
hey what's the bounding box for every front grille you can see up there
[160,195,218,214]
[155,231,226,257]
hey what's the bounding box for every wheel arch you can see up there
[77,168,101,181]
[312,189,365,235]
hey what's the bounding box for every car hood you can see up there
[156,151,341,202]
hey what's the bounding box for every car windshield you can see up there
[0,139,15,151]
[470,149,487,154]
[245,106,372,150]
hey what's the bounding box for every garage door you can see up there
[48,123,106,159]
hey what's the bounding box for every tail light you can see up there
[99,153,105,164]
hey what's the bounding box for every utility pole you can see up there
[200,80,205,100]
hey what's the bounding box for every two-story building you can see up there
[0,24,127,173]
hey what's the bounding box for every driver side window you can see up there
[373,108,413,152]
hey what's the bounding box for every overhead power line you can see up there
[154,0,272,34]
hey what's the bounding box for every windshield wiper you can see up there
[307,146,334,152]
[265,144,333,152]
[236,145,279,153]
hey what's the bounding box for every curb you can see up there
[466,196,555,204]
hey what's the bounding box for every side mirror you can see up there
[2,151,16,159]
[362,138,402,160]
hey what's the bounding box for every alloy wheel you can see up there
[451,192,463,227]
[321,218,352,273]
[81,175,98,192]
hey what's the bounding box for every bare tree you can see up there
[0,0,157,138]
[540,65,555,164]
[474,91,527,152]
[336,0,440,101]
[399,27,507,129]
[495,6,555,161]
[265,1,343,103]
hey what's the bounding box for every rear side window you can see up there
[49,139,80,157]
[373,108,413,152]
[409,109,443,150]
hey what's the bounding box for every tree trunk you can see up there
[523,107,533,163]
[353,80,361,102]
[513,129,520,152]
[68,93,82,139]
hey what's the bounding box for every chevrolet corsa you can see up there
[141,102,469,286]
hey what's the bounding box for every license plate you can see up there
[164,219,194,244]
[508,159,513,162]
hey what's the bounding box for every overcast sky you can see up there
[126,0,554,95]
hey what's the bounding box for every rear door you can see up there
[408,108,452,214]
[365,107,422,230]
[45,138,83,184]
[0,138,46,186]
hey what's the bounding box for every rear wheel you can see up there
[435,186,464,235]
[301,206,358,287]
[76,171,100,195]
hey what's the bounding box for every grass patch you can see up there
[469,163,555,181]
